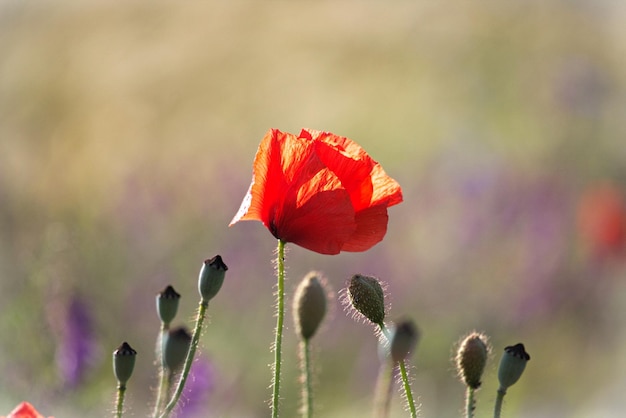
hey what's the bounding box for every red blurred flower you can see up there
[230,128,403,255]
[577,183,626,256]
[3,402,51,418]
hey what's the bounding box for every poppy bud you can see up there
[455,332,490,389]
[389,318,419,363]
[113,342,137,385]
[156,285,181,326]
[163,327,192,372]
[198,255,228,303]
[347,274,386,325]
[497,343,530,391]
[293,271,329,340]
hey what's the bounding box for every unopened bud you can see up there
[389,318,419,363]
[113,342,137,385]
[455,332,490,389]
[156,285,181,325]
[498,343,530,391]
[163,327,192,372]
[347,274,386,325]
[293,271,329,340]
[198,255,228,302]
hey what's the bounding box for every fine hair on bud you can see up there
[293,271,330,340]
[342,274,387,325]
[455,331,491,389]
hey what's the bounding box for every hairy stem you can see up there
[378,323,417,418]
[159,300,209,418]
[114,383,126,418]
[271,240,286,418]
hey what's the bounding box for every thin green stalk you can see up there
[493,388,506,418]
[152,324,169,418]
[379,323,417,418]
[158,300,209,418]
[398,360,417,418]
[300,339,313,418]
[115,383,127,418]
[465,386,476,418]
[272,240,286,418]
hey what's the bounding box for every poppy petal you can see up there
[370,164,403,207]
[279,183,356,255]
[230,129,320,229]
[313,138,374,211]
[7,402,45,418]
[341,204,389,252]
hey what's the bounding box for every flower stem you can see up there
[465,386,476,418]
[378,323,417,418]
[272,240,286,418]
[398,360,417,418]
[159,300,209,418]
[300,339,313,418]
[152,324,169,418]
[493,388,506,418]
[115,383,127,418]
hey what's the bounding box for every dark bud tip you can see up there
[156,285,181,325]
[113,342,137,384]
[347,274,386,325]
[198,255,228,302]
[498,342,530,390]
[293,271,329,340]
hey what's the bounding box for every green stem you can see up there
[378,323,417,418]
[466,386,475,418]
[152,324,169,418]
[493,388,506,418]
[398,360,417,418]
[300,339,313,418]
[115,383,126,418]
[272,240,286,418]
[159,300,209,418]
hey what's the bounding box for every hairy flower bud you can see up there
[293,271,329,340]
[455,332,491,389]
[347,274,386,325]
[498,343,530,391]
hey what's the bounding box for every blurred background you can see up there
[2,1,626,417]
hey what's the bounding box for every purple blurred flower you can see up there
[55,295,97,388]
[176,356,216,418]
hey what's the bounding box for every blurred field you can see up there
[2,1,626,417]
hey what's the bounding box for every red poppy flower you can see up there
[230,128,403,255]
[3,402,50,418]
[577,183,626,256]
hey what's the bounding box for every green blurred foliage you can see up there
[1,1,626,417]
